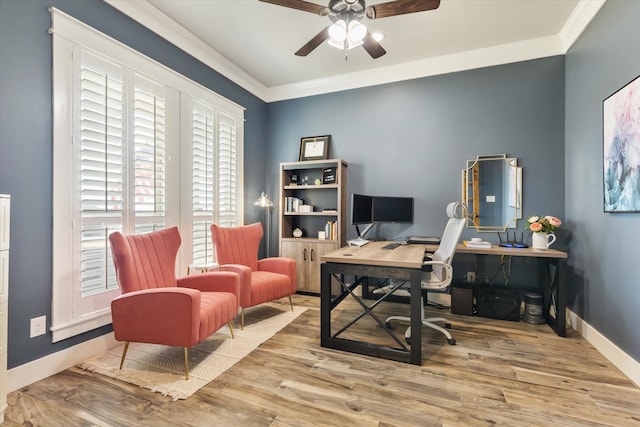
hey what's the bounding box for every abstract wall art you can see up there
[603,75,640,213]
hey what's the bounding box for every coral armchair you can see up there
[109,227,240,379]
[210,222,296,328]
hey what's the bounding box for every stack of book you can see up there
[324,221,337,240]
[463,239,492,248]
[284,197,303,212]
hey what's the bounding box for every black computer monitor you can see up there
[372,196,414,223]
[351,193,373,224]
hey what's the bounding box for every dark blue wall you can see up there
[266,58,566,245]
[0,0,267,368]
[565,0,640,361]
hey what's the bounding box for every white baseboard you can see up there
[567,310,640,387]
[7,332,118,393]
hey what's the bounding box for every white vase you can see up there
[531,232,556,250]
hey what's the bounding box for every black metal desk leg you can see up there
[539,258,567,337]
[320,262,331,347]
[409,269,422,365]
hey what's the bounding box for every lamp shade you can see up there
[348,21,366,43]
[254,192,273,208]
[328,20,347,42]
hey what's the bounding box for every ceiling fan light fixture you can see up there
[328,20,347,42]
[347,20,367,43]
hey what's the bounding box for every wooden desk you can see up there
[320,242,426,365]
[451,244,568,336]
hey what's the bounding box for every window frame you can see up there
[50,8,244,342]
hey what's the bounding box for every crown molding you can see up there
[559,0,607,51]
[103,0,269,101]
[103,0,604,103]
[267,35,564,101]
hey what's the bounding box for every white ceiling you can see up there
[105,0,605,101]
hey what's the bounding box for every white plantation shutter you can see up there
[77,61,170,298]
[189,103,241,265]
[132,76,167,234]
[191,103,215,264]
[217,112,238,227]
[78,51,123,297]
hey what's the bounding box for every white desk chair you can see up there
[384,202,466,345]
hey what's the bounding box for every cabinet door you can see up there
[281,240,309,292]
[307,241,339,294]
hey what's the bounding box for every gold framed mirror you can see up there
[462,154,522,232]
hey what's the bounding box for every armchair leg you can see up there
[228,321,234,338]
[184,347,189,380]
[288,295,294,312]
[119,342,130,370]
[241,308,245,330]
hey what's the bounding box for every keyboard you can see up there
[382,242,402,250]
[406,236,441,245]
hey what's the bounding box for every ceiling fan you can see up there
[259,0,441,59]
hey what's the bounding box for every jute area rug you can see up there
[77,304,306,400]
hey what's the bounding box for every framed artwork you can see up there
[299,135,330,161]
[603,75,640,213]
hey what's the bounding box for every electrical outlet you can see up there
[466,272,476,283]
[30,315,46,338]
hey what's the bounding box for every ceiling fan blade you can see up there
[295,27,331,56]
[362,32,386,59]
[365,0,440,20]
[259,0,329,16]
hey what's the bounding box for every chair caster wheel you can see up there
[445,323,452,329]
[385,321,392,329]
[447,338,456,345]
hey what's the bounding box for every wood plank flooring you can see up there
[5,294,640,426]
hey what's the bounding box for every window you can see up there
[188,103,240,266]
[50,9,244,342]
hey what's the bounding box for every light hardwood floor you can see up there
[5,294,640,426]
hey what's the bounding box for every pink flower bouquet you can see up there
[525,215,562,233]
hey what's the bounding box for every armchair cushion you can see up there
[251,271,293,306]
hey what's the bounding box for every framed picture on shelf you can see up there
[299,135,330,161]
[603,75,640,213]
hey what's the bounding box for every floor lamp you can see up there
[254,192,273,257]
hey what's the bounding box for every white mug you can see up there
[532,232,556,249]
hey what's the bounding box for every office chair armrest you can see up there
[421,260,453,290]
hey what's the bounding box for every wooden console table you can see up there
[448,244,568,336]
